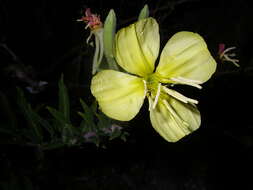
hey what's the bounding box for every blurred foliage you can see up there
[0,3,152,158]
[0,174,34,190]
[0,75,128,152]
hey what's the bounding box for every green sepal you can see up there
[103,9,119,70]
[138,4,149,20]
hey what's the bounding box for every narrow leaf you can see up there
[47,107,66,125]
[47,106,73,142]
[79,120,88,133]
[0,91,17,129]
[138,4,149,20]
[23,176,33,190]
[97,112,110,129]
[16,88,43,143]
[80,99,94,122]
[29,110,54,138]
[42,143,65,150]
[109,130,121,140]
[79,99,96,131]
[58,74,70,123]
[0,128,16,135]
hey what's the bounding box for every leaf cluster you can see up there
[0,75,128,152]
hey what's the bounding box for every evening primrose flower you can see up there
[91,17,217,142]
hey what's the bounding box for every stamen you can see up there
[163,100,189,128]
[163,86,198,104]
[148,97,152,111]
[85,23,91,29]
[219,46,240,67]
[143,80,147,98]
[220,46,236,56]
[222,54,240,67]
[170,77,202,89]
[152,83,161,109]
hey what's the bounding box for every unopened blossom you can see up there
[77,8,102,30]
[77,8,104,74]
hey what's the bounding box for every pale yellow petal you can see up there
[115,17,159,76]
[91,70,145,121]
[156,31,216,83]
[149,96,200,142]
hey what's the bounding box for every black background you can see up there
[1,0,253,189]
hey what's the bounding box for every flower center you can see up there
[144,73,161,97]
[143,73,199,110]
[143,73,164,109]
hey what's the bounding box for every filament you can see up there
[163,86,198,104]
[152,83,161,109]
[170,77,202,89]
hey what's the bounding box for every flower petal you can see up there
[156,31,216,83]
[149,96,200,142]
[115,17,160,76]
[91,70,145,121]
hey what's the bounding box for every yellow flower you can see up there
[90,18,217,142]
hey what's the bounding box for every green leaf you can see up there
[79,120,88,133]
[16,88,43,143]
[0,91,17,130]
[0,126,16,135]
[80,99,94,122]
[103,9,119,70]
[23,176,33,190]
[47,106,66,125]
[138,4,149,20]
[58,74,70,123]
[29,110,54,138]
[42,142,65,150]
[47,106,74,143]
[22,129,39,143]
[120,132,129,142]
[90,100,98,113]
[79,99,96,131]
[62,125,78,145]
[97,112,111,129]
[109,129,121,140]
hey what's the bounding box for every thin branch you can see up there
[0,43,19,62]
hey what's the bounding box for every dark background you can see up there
[1,0,253,189]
